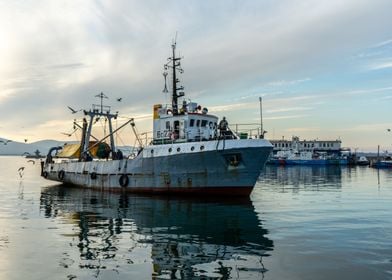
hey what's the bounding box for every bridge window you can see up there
[201,120,208,127]
[166,121,170,129]
[190,119,195,127]
[196,119,200,127]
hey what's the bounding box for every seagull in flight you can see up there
[61,132,72,137]
[18,166,25,178]
[0,139,12,145]
[67,106,80,114]
[116,98,122,102]
[387,128,391,132]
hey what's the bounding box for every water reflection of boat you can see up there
[39,186,273,279]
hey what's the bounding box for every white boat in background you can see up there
[268,136,350,166]
[357,156,369,166]
[268,150,348,166]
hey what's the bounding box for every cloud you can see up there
[0,0,391,148]
[264,114,308,120]
[208,102,252,112]
[368,60,392,71]
[372,38,392,48]
[265,78,311,87]
[337,123,392,132]
[266,106,313,114]
[355,36,392,72]
[285,127,321,133]
[343,86,392,96]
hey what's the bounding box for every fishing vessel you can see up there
[41,41,273,196]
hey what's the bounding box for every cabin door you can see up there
[179,119,186,139]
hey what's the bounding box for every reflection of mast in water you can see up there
[377,168,380,189]
[40,186,273,279]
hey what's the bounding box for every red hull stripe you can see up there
[64,184,254,196]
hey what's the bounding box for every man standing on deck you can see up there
[219,116,228,138]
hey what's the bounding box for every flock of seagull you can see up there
[0,138,36,178]
[4,98,123,178]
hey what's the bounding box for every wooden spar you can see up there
[73,120,99,141]
[85,118,133,154]
[79,118,88,161]
[130,119,143,148]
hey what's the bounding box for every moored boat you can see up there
[268,136,349,166]
[371,157,392,168]
[25,149,45,159]
[268,150,348,166]
[357,156,370,166]
[41,41,273,196]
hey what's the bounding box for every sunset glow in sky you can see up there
[0,1,392,151]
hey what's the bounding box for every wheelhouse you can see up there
[153,103,218,144]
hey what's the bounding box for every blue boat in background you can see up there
[371,156,392,168]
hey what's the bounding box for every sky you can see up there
[0,0,392,152]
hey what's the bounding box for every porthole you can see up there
[151,149,154,154]
[191,146,195,151]
[200,145,205,151]
[177,147,181,152]
[168,148,172,153]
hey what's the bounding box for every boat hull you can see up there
[268,158,348,166]
[371,160,392,168]
[43,139,272,196]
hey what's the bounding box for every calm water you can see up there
[0,156,392,280]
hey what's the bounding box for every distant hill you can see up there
[0,138,135,157]
[0,138,71,156]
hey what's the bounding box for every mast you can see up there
[163,38,184,115]
[82,93,118,158]
[259,97,264,139]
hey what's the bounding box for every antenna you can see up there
[95,92,108,113]
[162,72,168,93]
[173,31,178,45]
[163,34,185,115]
